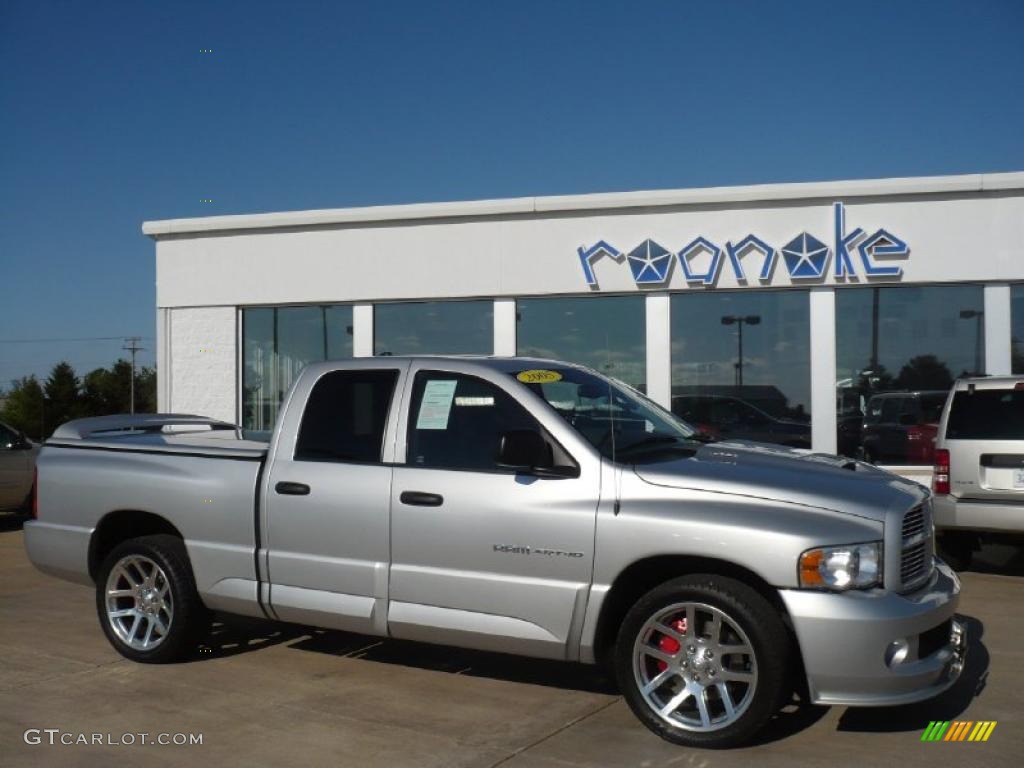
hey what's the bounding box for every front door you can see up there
[388,366,600,660]
[264,366,403,635]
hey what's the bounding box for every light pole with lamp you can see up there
[721,314,761,388]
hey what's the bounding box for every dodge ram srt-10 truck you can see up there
[24,357,965,748]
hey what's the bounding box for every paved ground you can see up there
[1,517,1021,767]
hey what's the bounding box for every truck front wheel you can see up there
[95,534,207,663]
[614,574,791,748]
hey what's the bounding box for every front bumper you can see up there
[780,560,966,706]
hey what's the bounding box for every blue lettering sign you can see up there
[579,202,909,288]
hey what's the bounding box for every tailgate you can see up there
[945,387,1024,502]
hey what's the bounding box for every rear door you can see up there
[264,364,405,635]
[388,364,601,660]
[944,386,1024,502]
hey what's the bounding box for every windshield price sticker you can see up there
[516,370,563,384]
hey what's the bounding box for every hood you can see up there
[633,440,928,523]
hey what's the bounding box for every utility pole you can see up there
[122,336,145,414]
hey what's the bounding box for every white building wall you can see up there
[154,190,1024,310]
[148,173,1024,430]
[166,306,237,423]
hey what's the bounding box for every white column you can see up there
[156,307,170,412]
[645,293,671,408]
[493,299,517,356]
[352,303,374,357]
[984,284,1012,375]
[809,288,837,454]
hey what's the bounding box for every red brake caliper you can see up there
[656,618,687,672]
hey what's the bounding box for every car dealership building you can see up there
[145,171,1024,480]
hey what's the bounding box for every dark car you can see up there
[861,391,948,465]
[671,394,810,448]
[0,420,38,512]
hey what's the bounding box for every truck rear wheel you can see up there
[614,574,790,748]
[95,534,207,663]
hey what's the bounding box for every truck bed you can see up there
[27,414,268,618]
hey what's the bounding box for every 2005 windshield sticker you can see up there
[416,380,458,430]
[516,369,563,384]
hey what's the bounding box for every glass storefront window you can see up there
[516,296,646,391]
[241,304,354,433]
[670,291,811,447]
[373,300,492,357]
[1012,285,1024,374]
[835,285,985,464]
[242,307,276,433]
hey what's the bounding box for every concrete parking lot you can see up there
[1,517,1020,767]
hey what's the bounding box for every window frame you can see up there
[292,368,400,466]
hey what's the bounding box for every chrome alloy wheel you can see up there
[104,555,173,651]
[632,601,758,732]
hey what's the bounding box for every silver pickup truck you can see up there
[24,357,965,748]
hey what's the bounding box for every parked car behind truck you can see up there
[933,376,1024,569]
[0,420,37,512]
[24,357,965,748]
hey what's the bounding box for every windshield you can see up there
[511,366,699,461]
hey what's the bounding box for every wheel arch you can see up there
[591,554,795,667]
[88,510,184,581]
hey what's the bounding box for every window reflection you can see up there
[373,301,492,357]
[516,296,647,391]
[835,285,985,464]
[670,291,810,447]
[1012,285,1024,374]
[241,304,354,432]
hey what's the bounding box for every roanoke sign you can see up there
[577,202,909,288]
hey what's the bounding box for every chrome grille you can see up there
[899,503,934,591]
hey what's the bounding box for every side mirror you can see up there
[497,429,549,472]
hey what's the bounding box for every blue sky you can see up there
[1,0,1022,385]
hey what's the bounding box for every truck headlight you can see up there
[799,542,881,590]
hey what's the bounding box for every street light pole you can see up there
[721,315,761,389]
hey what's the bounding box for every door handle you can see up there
[275,481,310,496]
[399,491,443,507]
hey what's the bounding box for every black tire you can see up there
[937,531,975,571]
[95,534,208,663]
[614,574,791,749]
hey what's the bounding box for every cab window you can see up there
[295,370,398,463]
[407,371,565,472]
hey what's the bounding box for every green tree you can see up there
[80,360,157,415]
[895,355,954,391]
[1,376,46,440]
[44,361,82,433]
